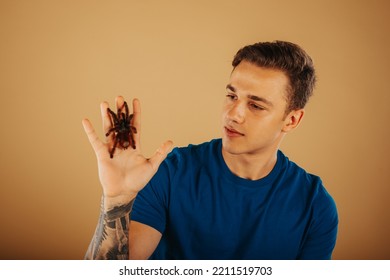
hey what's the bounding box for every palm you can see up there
[96,147,155,198]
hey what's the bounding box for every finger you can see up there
[115,95,125,112]
[132,98,141,148]
[100,101,114,143]
[132,98,141,129]
[148,140,174,172]
[82,118,105,155]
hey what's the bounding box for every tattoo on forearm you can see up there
[84,198,135,260]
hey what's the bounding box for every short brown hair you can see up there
[232,41,316,112]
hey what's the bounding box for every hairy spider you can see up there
[106,101,137,158]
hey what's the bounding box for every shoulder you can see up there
[279,151,337,215]
[164,139,220,169]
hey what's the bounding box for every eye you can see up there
[249,102,265,110]
[226,93,237,100]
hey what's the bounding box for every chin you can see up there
[222,137,247,155]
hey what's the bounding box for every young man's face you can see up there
[221,60,295,156]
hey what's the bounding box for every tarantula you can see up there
[106,101,137,158]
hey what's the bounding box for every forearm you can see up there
[84,197,135,260]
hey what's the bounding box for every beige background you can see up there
[0,0,389,259]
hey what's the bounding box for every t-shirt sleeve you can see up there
[131,157,173,234]
[298,183,339,260]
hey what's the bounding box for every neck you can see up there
[221,148,278,181]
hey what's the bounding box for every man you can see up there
[82,41,338,260]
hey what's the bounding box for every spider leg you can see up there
[105,127,116,137]
[123,101,129,119]
[109,135,119,158]
[107,108,119,124]
[126,114,137,149]
[128,114,137,133]
[117,105,121,120]
[128,130,136,149]
[131,137,136,149]
[124,102,133,127]
[127,114,132,127]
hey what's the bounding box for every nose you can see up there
[226,101,245,124]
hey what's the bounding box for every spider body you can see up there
[106,101,137,158]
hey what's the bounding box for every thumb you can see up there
[82,118,105,155]
[148,140,174,171]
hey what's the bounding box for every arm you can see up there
[298,187,338,260]
[129,221,162,259]
[82,96,172,260]
[84,197,134,260]
[84,197,162,260]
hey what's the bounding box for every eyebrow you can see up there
[226,84,274,107]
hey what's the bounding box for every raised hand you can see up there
[82,96,173,209]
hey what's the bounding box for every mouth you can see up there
[224,126,244,137]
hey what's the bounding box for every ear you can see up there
[282,109,305,133]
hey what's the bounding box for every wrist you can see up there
[103,193,137,212]
[105,199,134,225]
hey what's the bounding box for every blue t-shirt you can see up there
[131,139,338,259]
